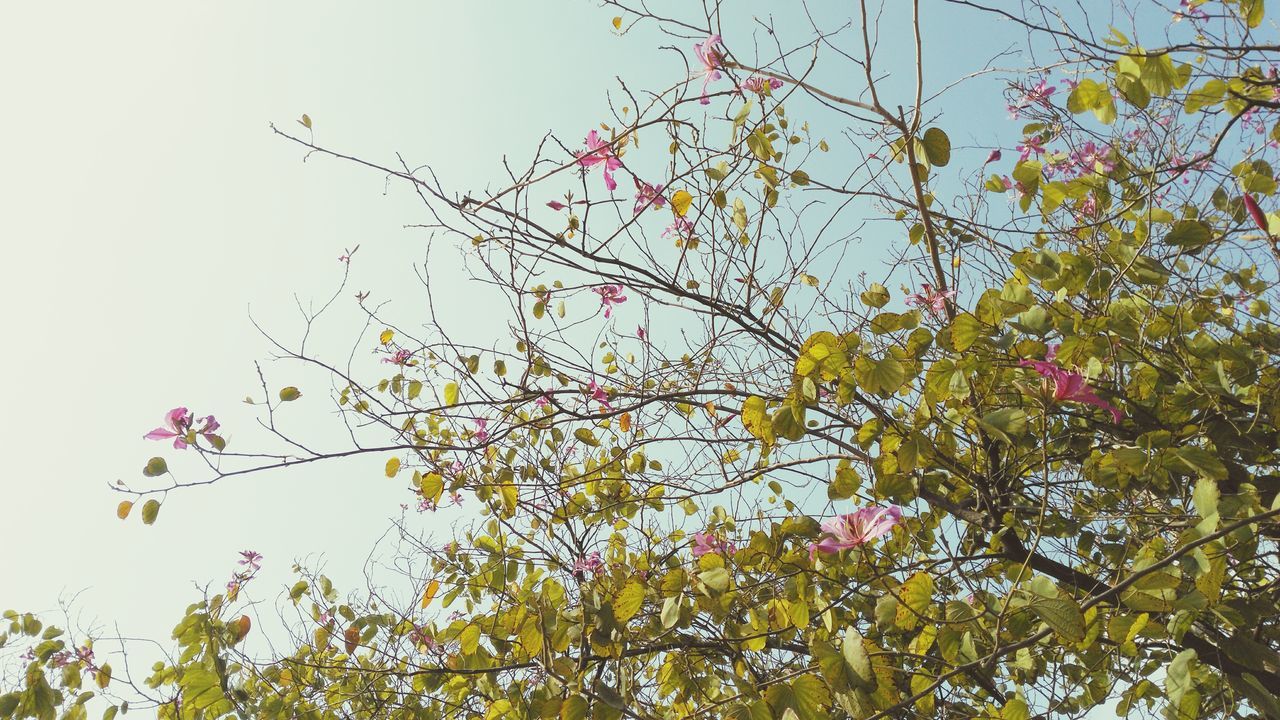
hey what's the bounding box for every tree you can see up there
[5,1,1280,718]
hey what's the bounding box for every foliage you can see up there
[6,1,1280,718]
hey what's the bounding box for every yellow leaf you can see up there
[619,412,631,433]
[671,189,694,217]
[421,579,440,609]
[385,457,401,478]
[379,329,394,345]
[116,501,133,520]
[444,382,459,406]
[614,580,646,622]
[298,113,312,129]
[611,16,622,29]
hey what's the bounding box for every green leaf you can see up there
[1165,220,1212,248]
[951,314,985,351]
[278,386,302,402]
[921,127,951,167]
[459,624,481,655]
[561,695,588,720]
[613,580,645,623]
[444,382,459,406]
[699,567,731,593]
[142,457,168,477]
[1175,446,1227,480]
[867,356,906,395]
[660,596,681,629]
[141,499,161,526]
[979,408,1028,444]
[1029,596,1086,643]
[385,457,401,478]
[842,627,876,690]
[860,283,890,308]
[771,403,806,441]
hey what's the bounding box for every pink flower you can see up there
[691,532,735,557]
[473,418,489,443]
[238,550,263,571]
[419,496,438,512]
[535,392,551,409]
[1019,347,1123,422]
[449,491,464,506]
[546,200,567,210]
[1008,78,1056,118]
[739,75,783,94]
[662,215,695,242]
[811,506,903,558]
[1016,136,1046,161]
[1069,141,1115,175]
[144,407,194,449]
[576,130,623,192]
[1244,193,1270,236]
[1077,194,1098,219]
[904,283,957,317]
[384,349,413,366]
[633,178,667,215]
[592,284,627,318]
[693,34,724,105]
[587,380,612,411]
[984,149,1002,165]
[637,326,647,341]
[573,551,604,576]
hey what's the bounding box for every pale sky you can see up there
[0,0,661,643]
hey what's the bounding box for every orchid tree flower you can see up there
[238,550,263,572]
[739,75,782,94]
[693,34,724,104]
[383,348,414,366]
[573,551,604,576]
[592,284,627,318]
[576,130,622,191]
[810,505,903,558]
[472,418,490,443]
[1244,193,1271,236]
[586,380,612,411]
[983,149,1002,165]
[691,532,735,557]
[904,283,957,317]
[662,215,695,243]
[633,178,667,214]
[1020,346,1124,422]
[145,407,220,449]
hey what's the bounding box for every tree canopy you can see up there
[6,1,1280,718]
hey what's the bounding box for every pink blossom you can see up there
[1244,193,1270,236]
[662,215,695,242]
[904,283,957,317]
[810,506,903,557]
[983,149,1002,165]
[576,130,623,192]
[383,349,413,366]
[573,551,604,576]
[633,178,667,215]
[145,408,220,450]
[592,284,627,318]
[1008,78,1056,118]
[546,200,567,210]
[535,392,551,409]
[144,407,193,449]
[637,326,647,341]
[238,550,263,571]
[1069,141,1115,175]
[1016,136,1046,161]
[739,75,783,94]
[1020,347,1123,422]
[473,418,489,443]
[693,34,724,105]
[449,491,464,506]
[587,380,612,411]
[1077,194,1098,219]
[419,496,438,512]
[691,532,735,557]
[442,541,458,553]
